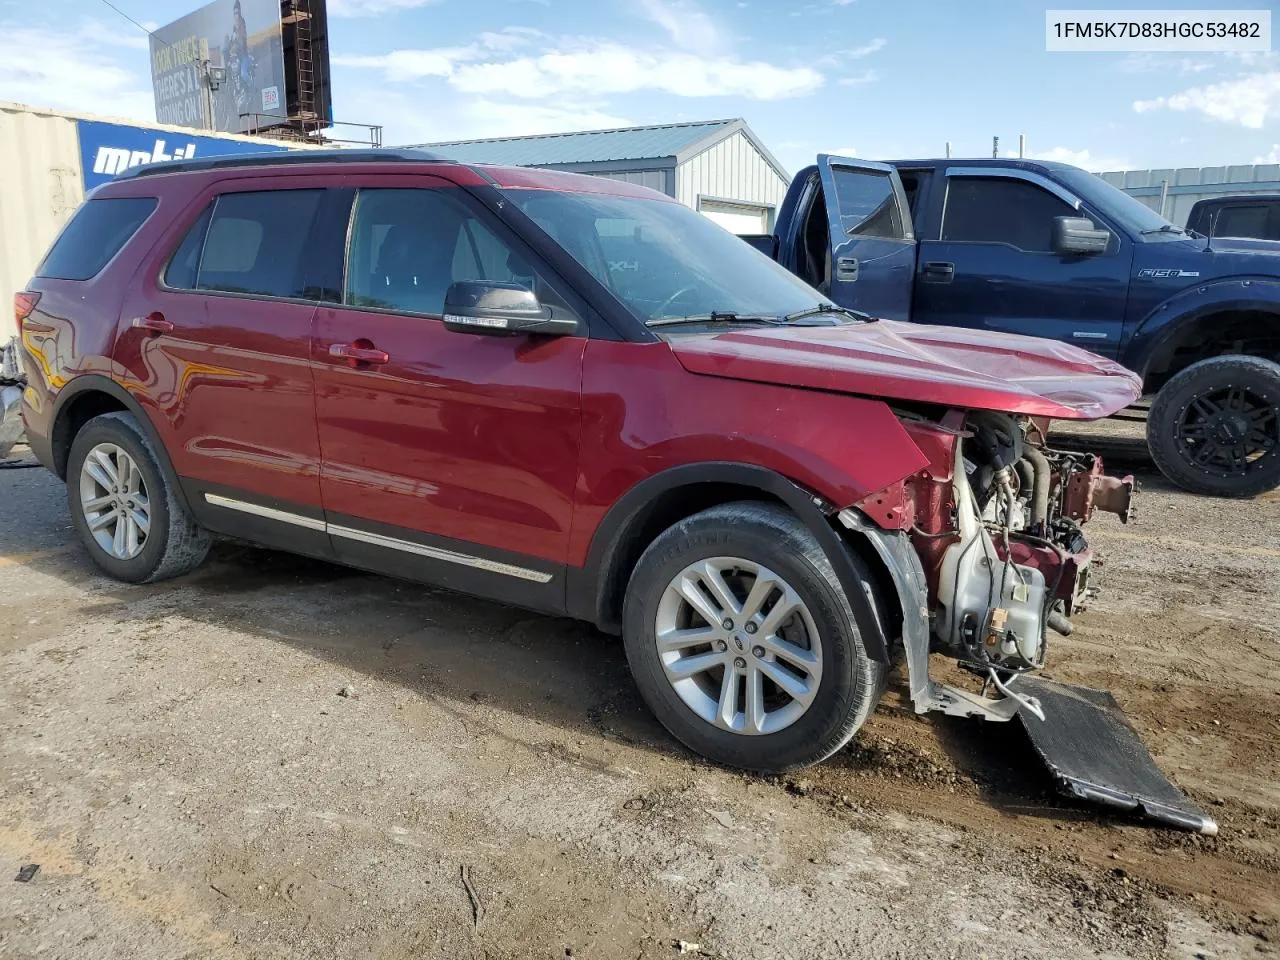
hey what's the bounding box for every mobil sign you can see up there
[76,119,293,190]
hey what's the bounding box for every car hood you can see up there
[667,320,1144,420]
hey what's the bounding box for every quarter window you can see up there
[37,197,157,281]
[344,188,548,316]
[942,177,1078,252]
[165,189,323,299]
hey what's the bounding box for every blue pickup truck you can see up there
[748,156,1280,497]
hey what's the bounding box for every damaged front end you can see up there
[843,408,1133,714]
[837,409,1212,833]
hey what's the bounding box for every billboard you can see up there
[77,119,292,190]
[149,0,287,134]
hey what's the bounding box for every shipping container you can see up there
[1,101,309,341]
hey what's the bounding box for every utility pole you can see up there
[992,136,1000,159]
[1018,133,1026,158]
[945,141,952,158]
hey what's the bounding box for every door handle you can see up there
[131,312,173,334]
[835,256,859,282]
[922,261,955,282]
[329,341,390,366]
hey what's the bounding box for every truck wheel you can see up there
[67,411,212,583]
[622,501,886,773]
[1147,355,1280,497]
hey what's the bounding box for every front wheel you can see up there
[622,501,886,773]
[1147,355,1280,497]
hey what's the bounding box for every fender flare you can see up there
[50,375,192,514]
[1128,278,1280,380]
[568,461,892,663]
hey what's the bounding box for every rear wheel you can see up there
[622,501,886,773]
[1148,355,1280,497]
[67,412,211,583]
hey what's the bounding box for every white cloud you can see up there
[814,38,885,70]
[1254,145,1280,164]
[838,69,878,86]
[0,22,154,122]
[340,37,824,101]
[842,38,886,58]
[329,0,441,16]
[638,0,725,52]
[1118,53,1211,75]
[826,144,859,156]
[1026,146,1130,172]
[1133,71,1280,129]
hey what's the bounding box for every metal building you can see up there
[412,118,790,234]
[1100,162,1280,227]
[1,101,307,341]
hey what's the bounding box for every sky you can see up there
[1,0,1278,176]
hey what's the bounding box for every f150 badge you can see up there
[1137,268,1201,278]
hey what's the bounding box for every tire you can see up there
[622,501,887,774]
[66,411,211,583]
[1147,355,1280,498]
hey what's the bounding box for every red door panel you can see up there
[312,307,585,562]
[311,176,585,565]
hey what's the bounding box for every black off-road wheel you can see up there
[622,501,887,774]
[1147,355,1280,497]
[66,412,211,583]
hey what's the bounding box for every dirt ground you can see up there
[1,420,1277,960]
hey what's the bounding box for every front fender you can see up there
[1126,276,1280,379]
[571,461,894,662]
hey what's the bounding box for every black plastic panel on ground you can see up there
[1016,676,1217,835]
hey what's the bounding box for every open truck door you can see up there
[815,155,916,321]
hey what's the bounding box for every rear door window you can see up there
[166,189,323,299]
[37,197,157,281]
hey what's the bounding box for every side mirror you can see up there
[1052,216,1110,256]
[441,281,578,337]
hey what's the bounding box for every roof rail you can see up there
[115,147,447,180]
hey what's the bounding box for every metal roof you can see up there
[409,119,740,167]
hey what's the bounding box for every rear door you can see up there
[815,155,917,321]
[114,175,331,556]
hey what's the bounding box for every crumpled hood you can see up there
[667,320,1144,420]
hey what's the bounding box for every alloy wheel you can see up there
[654,556,823,736]
[79,442,151,560]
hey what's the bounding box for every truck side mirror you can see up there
[1052,216,1111,256]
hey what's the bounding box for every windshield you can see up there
[1052,167,1186,238]
[505,188,833,323]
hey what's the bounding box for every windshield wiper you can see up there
[646,311,787,328]
[1140,224,1188,236]
[784,303,875,323]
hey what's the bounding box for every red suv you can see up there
[18,150,1140,773]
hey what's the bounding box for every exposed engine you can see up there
[925,412,1134,689]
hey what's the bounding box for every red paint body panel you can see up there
[112,175,326,510]
[312,304,585,563]
[668,321,1144,420]
[567,340,929,566]
[479,164,680,200]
